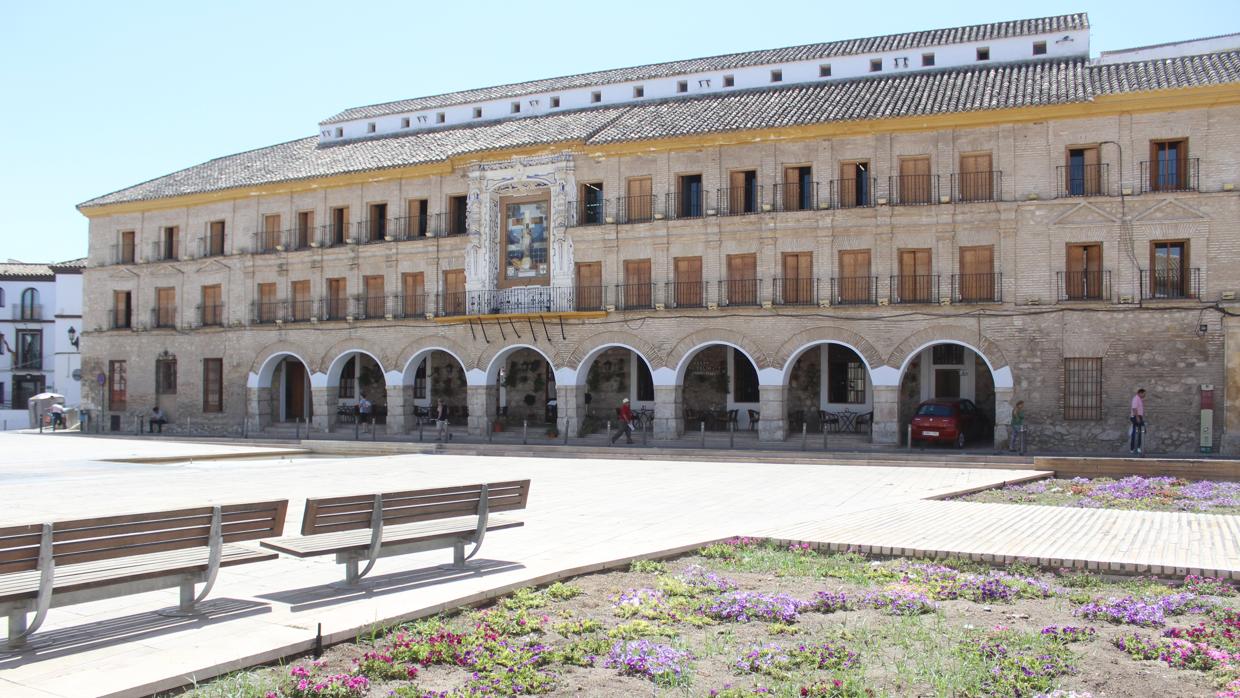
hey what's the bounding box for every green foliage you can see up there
[629,558,668,574]
[767,622,800,636]
[549,636,611,667]
[552,618,602,636]
[544,582,583,601]
[500,586,549,611]
[609,619,680,640]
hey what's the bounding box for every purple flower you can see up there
[704,592,810,623]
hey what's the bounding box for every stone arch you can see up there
[481,343,559,382]
[395,336,472,381]
[318,337,395,378]
[887,325,1009,377]
[671,340,763,384]
[324,347,391,388]
[564,330,661,377]
[666,328,769,378]
[775,326,884,372]
[250,341,318,387]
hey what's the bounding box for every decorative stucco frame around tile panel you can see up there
[465,153,576,292]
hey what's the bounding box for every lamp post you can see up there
[67,326,79,349]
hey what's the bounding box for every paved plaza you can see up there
[0,432,1235,697]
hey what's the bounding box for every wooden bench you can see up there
[1,499,287,649]
[261,480,530,585]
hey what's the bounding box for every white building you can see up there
[0,259,84,429]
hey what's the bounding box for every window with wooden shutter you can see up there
[727,170,757,215]
[957,152,993,202]
[578,183,604,224]
[363,275,385,318]
[406,199,428,237]
[1150,240,1190,298]
[155,287,176,327]
[202,358,223,413]
[368,203,387,241]
[897,157,932,204]
[442,269,466,315]
[256,282,277,322]
[1150,139,1189,191]
[673,257,703,307]
[1064,244,1103,300]
[200,284,222,326]
[836,162,870,208]
[574,262,602,310]
[326,278,347,319]
[120,230,135,263]
[112,290,132,328]
[400,272,424,317]
[623,259,651,309]
[162,226,179,260]
[781,252,814,304]
[782,166,812,211]
[837,249,872,304]
[331,207,348,244]
[1066,146,1101,196]
[262,214,281,251]
[295,212,313,249]
[625,177,653,222]
[208,221,225,256]
[109,360,127,411]
[726,253,757,305]
[897,249,933,303]
[291,280,311,320]
[155,356,177,395]
[957,246,995,302]
[448,195,467,235]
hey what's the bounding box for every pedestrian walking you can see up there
[435,399,451,441]
[49,403,66,431]
[1008,400,1025,452]
[149,406,166,433]
[1129,388,1146,454]
[611,398,634,444]
[358,395,372,431]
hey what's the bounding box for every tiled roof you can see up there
[0,263,55,280]
[322,13,1088,123]
[80,50,1240,209]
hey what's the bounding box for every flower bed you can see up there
[956,476,1240,514]
[188,541,1236,697]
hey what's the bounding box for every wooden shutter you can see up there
[443,269,465,314]
[624,259,651,308]
[156,287,175,310]
[726,253,756,305]
[291,279,311,320]
[109,360,127,411]
[1082,147,1101,195]
[782,252,813,303]
[958,246,994,302]
[257,282,276,322]
[202,358,222,413]
[364,275,385,317]
[112,290,130,327]
[401,272,424,316]
[838,163,856,207]
[898,249,932,302]
[674,257,702,307]
[1065,244,1097,300]
[258,282,276,303]
[575,262,602,310]
[295,212,312,248]
[959,152,992,201]
[899,157,931,204]
[626,177,652,221]
[263,214,280,250]
[327,277,346,318]
[783,166,800,210]
[838,250,871,303]
[729,171,747,214]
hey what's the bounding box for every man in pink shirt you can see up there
[1129,388,1146,453]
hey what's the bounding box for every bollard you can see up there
[907,424,913,450]
[729,421,734,449]
[523,420,528,445]
[700,420,706,449]
[419,420,424,442]
[606,420,611,446]
[823,425,828,451]
[642,419,648,446]
[801,423,807,451]
[354,416,359,441]
[488,420,493,443]
[372,421,376,441]
[563,419,569,445]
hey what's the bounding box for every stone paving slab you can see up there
[0,433,1043,698]
[760,499,1240,579]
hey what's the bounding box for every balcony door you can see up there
[1150,240,1189,298]
[442,269,466,315]
[401,272,425,317]
[673,257,702,307]
[782,252,813,304]
[1065,243,1102,300]
[958,152,993,202]
[623,259,651,308]
[575,262,602,310]
[898,157,931,204]
[837,249,871,303]
[958,245,994,302]
[726,253,757,305]
[898,249,932,302]
[626,177,652,222]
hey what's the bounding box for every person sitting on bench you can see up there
[149,406,167,433]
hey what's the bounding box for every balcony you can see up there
[320,297,349,321]
[830,276,878,306]
[110,243,137,265]
[12,353,43,371]
[716,186,763,216]
[149,241,179,262]
[108,307,132,330]
[573,285,606,312]
[150,306,177,329]
[1140,158,1199,193]
[615,195,661,224]
[392,294,428,319]
[665,281,706,309]
[288,298,315,323]
[950,171,1002,203]
[718,279,761,307]
[198,303,225,327]
[354,219,392,244]
[199,235,228,258]
[773,277,819,306]
[889,275,940,304]
[770,182,820,212]
[665,190,707,220]
[253,230,288,254]
[888,174,940,206]
[353,294,388,320]
[1140,267,1201,300]
[1057,271,1111,302]
[13,304,42,321]
[318,223,351,248]
[568,200,608,226]
[614,283,655,311]
[951,272,1003,303]
[252,301,284,325]
[1056,163,1109,198]
[390,215,431,240]
[827,178,876,209]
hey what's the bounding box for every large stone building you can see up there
[78,14,1240,453]
[1,259,84,428]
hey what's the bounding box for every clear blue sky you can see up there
[1,0,1236,263]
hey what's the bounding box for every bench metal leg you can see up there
[179,582,196,612]
[345,559,361,585]
[453,542,465,568]
[6,611,28,649]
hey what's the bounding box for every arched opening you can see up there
[486,346,557,428]
[678,344,759,432]
[897,342,996,446]
[20,288,39,321]
[256,353,313,426]
[784,343,872,437]
[327,351,388,428]
[402,350,469,428]
[577,345,656,435]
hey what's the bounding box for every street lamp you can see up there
[67,326,79,349]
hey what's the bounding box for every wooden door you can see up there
[626,177,652,221]
[1082,147,1100,195]
[108,360,127,411]
[674,257,702,307]
[1065,244,1102,300]
[257,282,277,322]
[296,212,313,248]
[327,277,346,318]
[726,253,757,305]
[120,230,135,263]
[898,249,932,302]
[958,245,994,302]
[782,252,813,304]
[201,285,221,325]
[291,280,310,320]
[899,157,931,204]
[263,214,281,250]
[783,166,801,210]
[401,272,424,316]
[113,290,131,328]
[284,360,307,421]
[363,275,385,317]
[209,221,225,255]
[575,262,602,310]
[443,269,465,314]
[837,249,871,303]
[156,287,176,326]
[728,171,748,214]
[959,152,992,202]
[623,259,651,308]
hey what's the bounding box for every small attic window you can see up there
[473,107,482,119]
[334,127,343,138]
[677,80,688,93]
[723,75,734,88]
[550,96,561,108]
[633,85,644,98]
[591,91,601,103]
[870,58,882,72]
[1033,41,1047,55]
[401,117,410,128]
[367,122,376,133]
[922,53,935,67]
[436,112,445,123]
[511,101,521,114]
[976,47,990,61]
[819,64,831,77]
[770,69,782,83]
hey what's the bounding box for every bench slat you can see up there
[300,481,530,536]
[265,515,524,558]
[308,495,526,535]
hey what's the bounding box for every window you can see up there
[837,249,872,303]
[0,288,4,306]
[837,161,871,207]
[334,127,343,138]
[590,91,601,103]
[15,330,41,370]
[1064,358,1103,420]
[632,86,644,98]
[1150,240,1190,298]
[326,278,347,320]
[331,206,349,244]
[723,75,734,87]
[256,282,277,323]
[156,355,177,395]
[19,288,39,320]
[672,257,703,307]
[579,182,604,224]
[1066,146,1102,196]
[636,359,654,402]
[1033,41,1047,55]
[448,194,468,235]
[897,248,934,303]
[770,69,782,83]
[413,360,427,399]
[291,280,312,321]
[726,169,758,215]
[472,107,482,119]
[112,290,132,329]
[932,344,965,365]
[957,152,994,201]
[869,58,882,72]
[622,258,652,309]
[295,211,313,249]
[155,287,175,328]
[677,174,703,218]
[120,230,136,263]
[575,262,602,310]
[401,117,410,128]
[261,213,281,251]
[726,253,757,306]
[511,101,520,113]
[624,176,653,222]
[109,360,127,411]
[780,252,814,305]
[549,96,560,108]
[338,358,356,400]
[1150,139,1190,191]
[367,202,387,241]
[895,156,932,204]
[363,275,385,318]
[13,375,43,410]
[782,165,814,210]
[202,358,223,413]
[819,64,831,77]
[201,284,222,326]
[732,349,760,403]
[407,198,428,237]
[366,122,376,133]
[922,53,935,66]
[442,269,466,315]
[1065,244,1104,300]
[208,221,225,256]
[401,272,425,317]
[827,345,866,404]
[976,47,990,61]
[958,245,996,302]
[676,80,688,93]
[161,226,179,260]
[436,112,445,123]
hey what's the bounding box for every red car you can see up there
[910,398,988,448]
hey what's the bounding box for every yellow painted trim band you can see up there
[434,311,608,324]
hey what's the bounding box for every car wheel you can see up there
[955,432,966,449]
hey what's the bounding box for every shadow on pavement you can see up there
[257,559,524,612]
